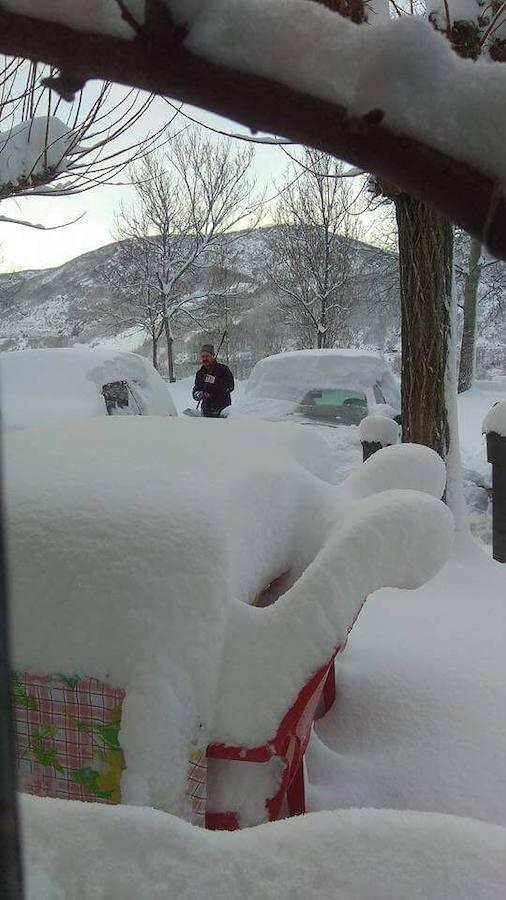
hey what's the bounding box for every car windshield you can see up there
[297,388,368,425]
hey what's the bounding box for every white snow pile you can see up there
[482,399,506,437]
[359,414,399,446]
[0,117,78,190]
[308,542,506,829]
[342,442,447,500]
[6,417,451,823]
[0,347,177,430]
[21,795,506,900]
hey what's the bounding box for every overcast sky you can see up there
[0,92,292,274]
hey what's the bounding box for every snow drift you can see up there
[21,795,506,900]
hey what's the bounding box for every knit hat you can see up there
[201,343,215,355]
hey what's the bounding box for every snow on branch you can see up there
[2,1,506,256]
[0,117,79,198]
[0,212,84,230]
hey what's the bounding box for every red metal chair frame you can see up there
[206,651,336,830]
[206,598,365,830]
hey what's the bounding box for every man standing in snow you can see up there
[193,344,235,418]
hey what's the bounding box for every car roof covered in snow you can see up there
[0,346,177,430]
[241,349,400,408]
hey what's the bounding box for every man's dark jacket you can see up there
[192,362,235,417]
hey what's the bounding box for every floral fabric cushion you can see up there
[12,671,207,825]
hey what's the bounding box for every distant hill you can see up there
[0,226,503,379]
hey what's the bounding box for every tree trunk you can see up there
[163,315,176,383]
[458,236,481,394]
[151,327,158,371]
[395,194,453,458]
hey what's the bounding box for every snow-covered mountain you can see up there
[0,227,503,379]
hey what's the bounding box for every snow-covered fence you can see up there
[359,415,399,462]
[483,401,506,563]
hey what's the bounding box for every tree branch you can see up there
[0,212,85,230]
[1,6,506,257]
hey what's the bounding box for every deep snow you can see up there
[309,544,506,828]
[5,415,334,817]
[172,375,503,544]
[7,415,450,826]
[21,796,506,900]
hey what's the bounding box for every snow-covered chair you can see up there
[5,415,334,824]
[206,446,451,829]
[6,414,451,829]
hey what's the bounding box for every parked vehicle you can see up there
[232,350,401,427]
[0,347,177,430]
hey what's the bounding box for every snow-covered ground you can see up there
[21,795,506,900]
[13,371,506,898]
[170,375,505,545]
[309,544,506,826]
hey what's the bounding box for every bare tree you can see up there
[270,150,363,349]
[99,239,165,370]
[455,232,506,391]
[114,129,260,380]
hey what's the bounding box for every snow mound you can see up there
[343,443,447,500]
[21,795,506,900]
[234,418,334,481]
[483,400,506,437]
[309,548,506,828]
[0,347,176,430]
[359,414,399,446]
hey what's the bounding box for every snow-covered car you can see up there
[232,349,401,427]
[0,347,177,431]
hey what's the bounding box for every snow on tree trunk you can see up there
[395,194,453,458]
[445,266,472,537]
[458,236,481,394]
